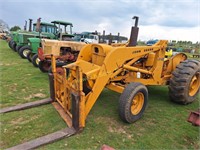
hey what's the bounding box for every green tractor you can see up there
[8,19,36,52]
[18,19,58,59]
[26,20,74,67]
[8,31,19,50]
[8,30,31,51]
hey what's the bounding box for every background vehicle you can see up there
[38,39,86,72]
[27,20,74,67]
[146,39,159,46]
[18,19,58,59]
[73,32,99,43]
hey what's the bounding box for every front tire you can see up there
[18,45,31,59]
[169,59,200,104]
[27,51,34,62]
[15,45,22,52]
[119,82,148,123]
[38,60,51,73]
[32,54,40,67]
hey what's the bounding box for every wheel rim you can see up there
[23,49,30,57]
[131,92,144,115]
[30,54,34,60]
[36,58,40,65]
[29,54,33,59]
[189,72,200,96]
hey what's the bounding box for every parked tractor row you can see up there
[6,18,100,73]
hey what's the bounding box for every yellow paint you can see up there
[189,73,200,96]
[165,49,173,57]
[51,39,189,129]
[131,92,144,115]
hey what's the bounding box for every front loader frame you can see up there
[51,55,87,130]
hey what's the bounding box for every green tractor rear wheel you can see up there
[8,40,14,49]
[32,54,40,67]
[18,45,31,59]
[27,51,34,62]
[11,42,17,51]
[15,45,22,52]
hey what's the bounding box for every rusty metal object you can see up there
[0,98,52,114]
[101,145,115,150]
[36,18,41,32]
[6,127,76,150]
[187,109,200,126]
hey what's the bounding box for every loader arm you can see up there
[81,40,168,117]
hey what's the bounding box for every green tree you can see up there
[10,26,21,31]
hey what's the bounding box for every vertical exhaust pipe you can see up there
[24,20,27,31]
[36,18,41,32]
[128,16,139,47]
[117,32,120,43]
[108,33,112,45]
[29,19,33,32]
[102,30,105,43]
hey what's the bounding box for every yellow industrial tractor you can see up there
[50,16,199,129]
[1,16,199,150]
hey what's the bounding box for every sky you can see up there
[0,0,199,43]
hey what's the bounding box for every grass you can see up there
[0,39,200,149]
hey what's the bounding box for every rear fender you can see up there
[166,52,187,74]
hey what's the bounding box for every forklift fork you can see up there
[0,73,77,150]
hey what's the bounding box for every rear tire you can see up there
[15,45,22,52]
[11,42,17,51]
[27,51,34,62]
[8,40,14,49]
[119,82,148,123]
[18,45,31,58]
[32,54,40,67]
[38,60,51,73]
[169,59,200,104]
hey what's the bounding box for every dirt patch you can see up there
[183,136,198,148]
[8,83,17,92]
[0,63,18,66]
[24,93,46,100]
[10,117,24,125]
[95,116,132,139]
[33,93,46,98]
[10,115,40,125]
